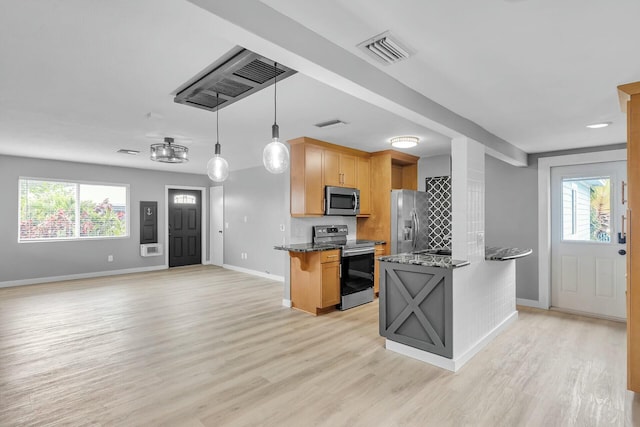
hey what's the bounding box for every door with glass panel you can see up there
[168,189,202,267]
[551,161,627,319]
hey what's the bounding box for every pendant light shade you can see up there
[263,62,289,174]
[207,93,229,182]
[207,143,229,182]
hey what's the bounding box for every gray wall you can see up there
[484,143,627,301]
[222,165,287,277]
[418,154,451,189]
[484,155,539,300]
[0,155,211,284]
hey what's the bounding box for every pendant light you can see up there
[263,61,289,174]
[206,93,229,182]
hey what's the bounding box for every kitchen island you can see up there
[378,247,531,371]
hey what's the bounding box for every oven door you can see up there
[341,247,374,295]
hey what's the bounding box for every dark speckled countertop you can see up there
[274,240,386,253]
[485,246,533,261]
[377,253,469,269]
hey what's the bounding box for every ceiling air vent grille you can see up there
[174,47,296,112]
[357,31,412,65]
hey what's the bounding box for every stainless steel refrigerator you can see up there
[390,189,431,254]
[391,177,452,254]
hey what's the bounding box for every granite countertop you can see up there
[377,253,470,269]
[485,246,533,261]
[274,239,386,253]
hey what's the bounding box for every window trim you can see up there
[17,176,131,243]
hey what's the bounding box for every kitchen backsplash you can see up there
[426,176,452,249]
[290,216,357,244]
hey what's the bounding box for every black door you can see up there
[168,189,202,267]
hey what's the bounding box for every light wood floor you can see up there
[1,265,638,426]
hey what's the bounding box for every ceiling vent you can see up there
[174,46,297,112]
[314,119,347,128]
[357,31,412,65]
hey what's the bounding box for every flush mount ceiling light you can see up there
[150,137,189,163]
[263,61,290,174]
[207,92,229,182]
[586,122,612,129]
[390,136,419,148]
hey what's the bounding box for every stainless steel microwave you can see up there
[325,186,360,216]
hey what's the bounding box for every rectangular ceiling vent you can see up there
[314,119,347,128]
[174,46,296,112]
[357,31,412,65]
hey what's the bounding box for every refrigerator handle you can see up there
[411,210,419,250]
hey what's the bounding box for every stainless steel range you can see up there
[313,225,375,310]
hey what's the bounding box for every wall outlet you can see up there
[279,224,285,232]
[244,216,248,223]
[107,255,114,262]
[225,222,229,229]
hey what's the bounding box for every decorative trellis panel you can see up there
[379,262,453,358]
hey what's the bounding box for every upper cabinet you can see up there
[289,137,370,217]
[324,151,356,188]
[356,150,419,252]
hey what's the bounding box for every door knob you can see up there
[619,249,627,255]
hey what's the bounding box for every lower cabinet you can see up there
[289,249,341,315]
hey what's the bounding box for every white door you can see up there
[210,186,224,266]
[551,161,627,319]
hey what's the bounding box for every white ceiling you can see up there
[0,0,637,175]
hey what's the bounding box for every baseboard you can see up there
[222,264,285,282]
[516,298,547,309]
[385,340,457,371]
[282,299,292,308]
[385,310,519,373]
[549,306,626,323]
[0,265,168,289]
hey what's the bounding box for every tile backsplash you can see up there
[425,176,452,249]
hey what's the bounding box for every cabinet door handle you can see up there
[327,254,338,258]
[622,214,627,239]
[622,181,627,204]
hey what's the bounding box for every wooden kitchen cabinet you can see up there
[290,142,324,216]
[324,150,356,188]
[289,137,370,217]
[356,157,371,216]
[289,249,341,315]
[357,150,419,248]
[373,244,385,294]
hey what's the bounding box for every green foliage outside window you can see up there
[19,179,127,241]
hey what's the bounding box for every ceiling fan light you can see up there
[390,136,419,148]
[150,137,189,163]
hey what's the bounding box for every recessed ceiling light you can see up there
[390,136,419,148]
[117,149,140,155]
[586,122,611,129]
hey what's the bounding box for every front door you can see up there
[551,161,627,319]
[168,189,202,267]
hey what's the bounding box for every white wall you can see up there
[0,155,210,286]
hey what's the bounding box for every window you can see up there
[19,178,129,242]
[562,176,610,242]
[173,194,196,204]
